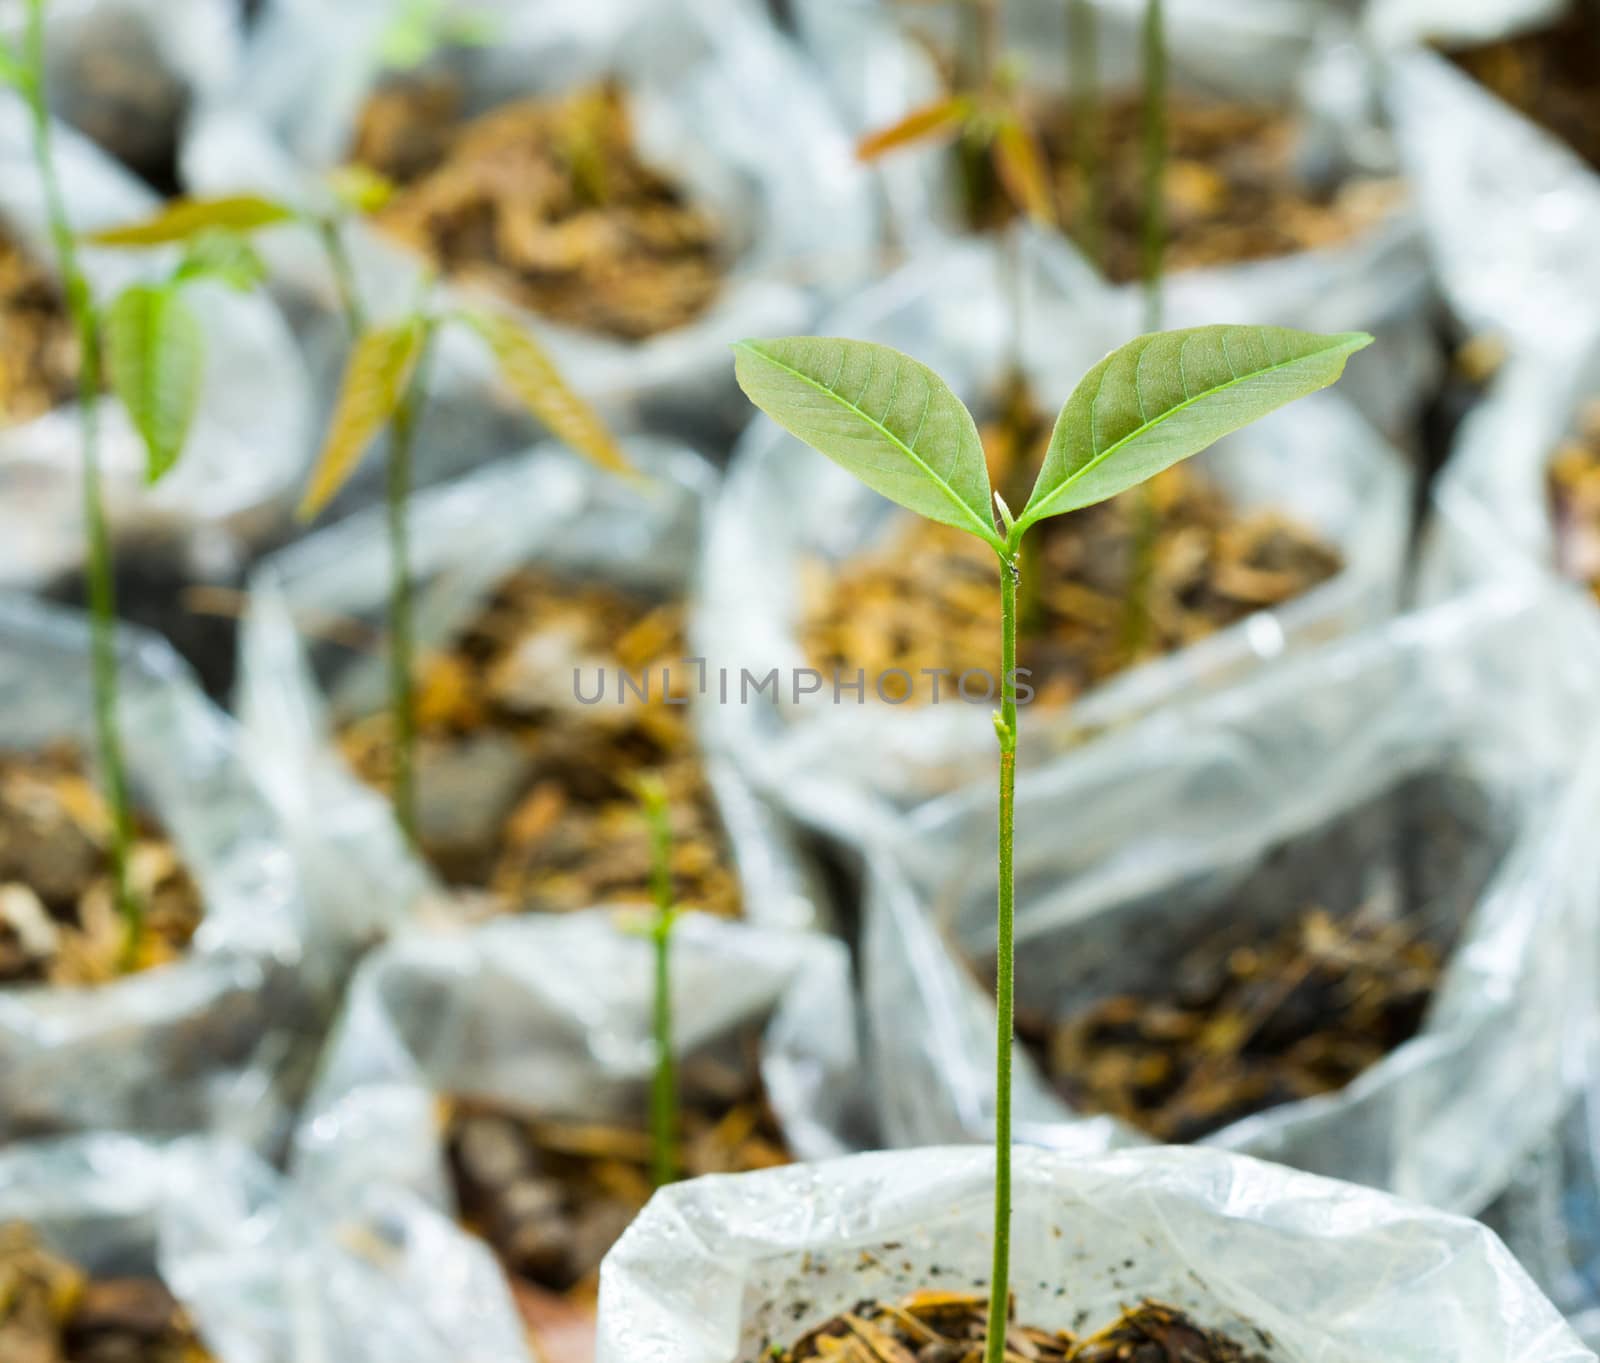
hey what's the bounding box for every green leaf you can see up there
[1018,325,1373,529]
[461,310,632,476]
[299,320,427,519]
[105,285,205,484]
[326,164,397,216]
[732,336,1001,547]
[86,195,297,248]
[0,37,30,93]
[175,231,268,291]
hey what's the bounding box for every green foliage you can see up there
[105,285,204,485]
[379,0,496,71]
[326,164,398,216]
[174,231,269,291]
[86,195,297,246]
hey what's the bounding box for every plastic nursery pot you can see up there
[239,439,827,944]
[696,239,1410,848]
[597,1144,1594,1363]
[791,0,1434,435]
[291,909,859,1339]
[0,101,311,598]
[1375,2,1600,351]
[182,0,877,472]
[0,596,315,1146]
[862,587,1600,1216]
[0,1132,536,1363]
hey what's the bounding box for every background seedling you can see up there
[0,0,272,967]
[1067,0,1103,268]
[638,773,680,1189]
[734,322,1369,1362]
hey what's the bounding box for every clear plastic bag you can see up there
[182,0,877,466]
[861,588,1600,1216]
[0,1133,536,1363]
[0,596,312,1147]
[239,439,828,945]
[598,1143,1594,1363]
[0,96,310,588]
[291,908,861,1219]
[695,237,1411,848]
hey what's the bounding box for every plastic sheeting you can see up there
[183,0,877,467]
[862,588,1600,1216]
[239,439,827,944]
[292,909,862,1216]
[598,1143,1593,1363]
[0,62,310,587]
[696,238,1411,847]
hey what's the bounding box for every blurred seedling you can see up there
[734,321,1370,1362]
[636,773,680,1189]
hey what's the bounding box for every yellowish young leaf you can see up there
[992,117,1055,228]
[856,96,974,162]
[86,195,298,247]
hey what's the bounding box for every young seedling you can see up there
[734,322,1370,1362]
[88,191,632,850]
[637,773,680,1189]
[0,1,272,966]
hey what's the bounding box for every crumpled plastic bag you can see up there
[0,1132,536,1363]
[183,0,877,468]
[860,587,1600,1216]
[597,1143,1594,1363]
[0,595,312,1146]
[0,96,310,589]
[291,908,861,1221]
[239,439,827,945]
[695,237,1411,848]
[790,0,1435,435]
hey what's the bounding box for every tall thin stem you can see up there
[984,541,1020,1363]
[642,779,679,1189]
[1067,0,1102,268]
[23,1,139,961]
[1140,0,1167,333]
[313,215,368,342]
[384,334,434,849]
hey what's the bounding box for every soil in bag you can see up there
[0,744,202,986]
[760,1296,1270,1363]
[1547,399,1600,600]
[803,386,1342,710]
[338,569,743,919]
[349,75,725,341]
[446,1035,789,1313]
[1009,770,1508,1143]
[0,1222,214,1363]
[1444,8,1600,173]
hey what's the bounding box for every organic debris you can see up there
[0,745,202,987]
[763,1295,1269,1363]
[802,396,1340,708]
[447,1045,789,1301]
[1023,908,1442,1144]
[0,225,82,426]
[1447,8,1600,173]
[0,1223,213,1363]
[339,570,741,918]
[351,78,723,339]
[1547,401,1600,597]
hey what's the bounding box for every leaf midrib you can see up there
[739,342,1002,548]
[1020,335,1352,528]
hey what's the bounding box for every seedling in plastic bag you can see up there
[637,773,681,1189]
[0,2,271,966]
[735,323,1369,1361]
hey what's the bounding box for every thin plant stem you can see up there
[23,0,139,962]
[384,332,434,849]
[1140,0,1166,333]
[1067,0,1102,268]
[984,537,1020,1363]
[642,778,679,1189]
[313,215,368,341]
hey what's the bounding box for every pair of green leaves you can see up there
[733,325,1371,551]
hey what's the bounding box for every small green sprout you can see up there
[734,323,1370,1363]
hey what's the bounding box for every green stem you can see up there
[1067,0,1102,269]
[313,214,368,342]
[385,333,434,850]
[1140,0,1166,333]
[642,778,679,1188]
[984,540,1020,1363]
[23,1,140,963]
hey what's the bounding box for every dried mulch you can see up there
[1548,400,1600,597]
[0,745,202,987]
[351,78,724,340]
[767,1295,1269,1363]
[0,226,81,427]
[339,570,740,919]
[0,1223,212,1363]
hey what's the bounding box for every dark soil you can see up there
[0,1223,213,1363]
[0,225,82,426]
[0,745,202,987]
[1446,8,1600,172]
[1547,400,1600,598]
[803,391,1341,708]
[350,78,724,340]
[338,570,741,919]
[764,1296,1269,1363]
